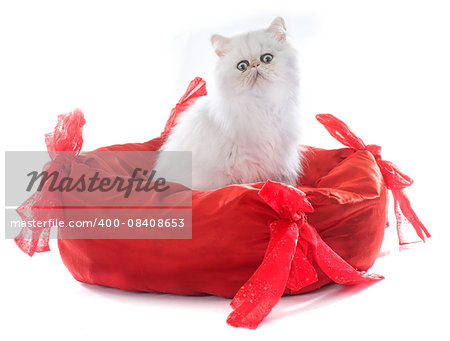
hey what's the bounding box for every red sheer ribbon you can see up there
[316,114,430,245]
[15,109,86,256]
[227,180,383,329]
[161,77,207,138]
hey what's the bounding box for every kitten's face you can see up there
[211,17,298,96]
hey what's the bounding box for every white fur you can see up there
[155,17,302,190]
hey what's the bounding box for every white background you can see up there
[1,0,449,340]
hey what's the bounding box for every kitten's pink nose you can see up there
[251,61,260,68]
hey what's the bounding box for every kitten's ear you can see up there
[267,16,287,41]
[211,34,230,57]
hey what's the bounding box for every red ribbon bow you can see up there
[227,180,383,329]
[15,109,86,256]
[315,114,430,245]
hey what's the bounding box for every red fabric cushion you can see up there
[58,142,387,298]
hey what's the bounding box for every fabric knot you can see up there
[258,179,314,219]
[15,109,86,257]
[366,144,382,160]
[316,113,430,245]
[227,180,383,329]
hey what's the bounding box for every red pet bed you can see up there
[15,78,430,329]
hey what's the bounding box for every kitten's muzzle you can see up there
[251,61,260,68]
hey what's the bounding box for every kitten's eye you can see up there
[237,60,249,72]
[260,53,273,64]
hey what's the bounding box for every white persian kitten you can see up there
[156,17,302,190]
